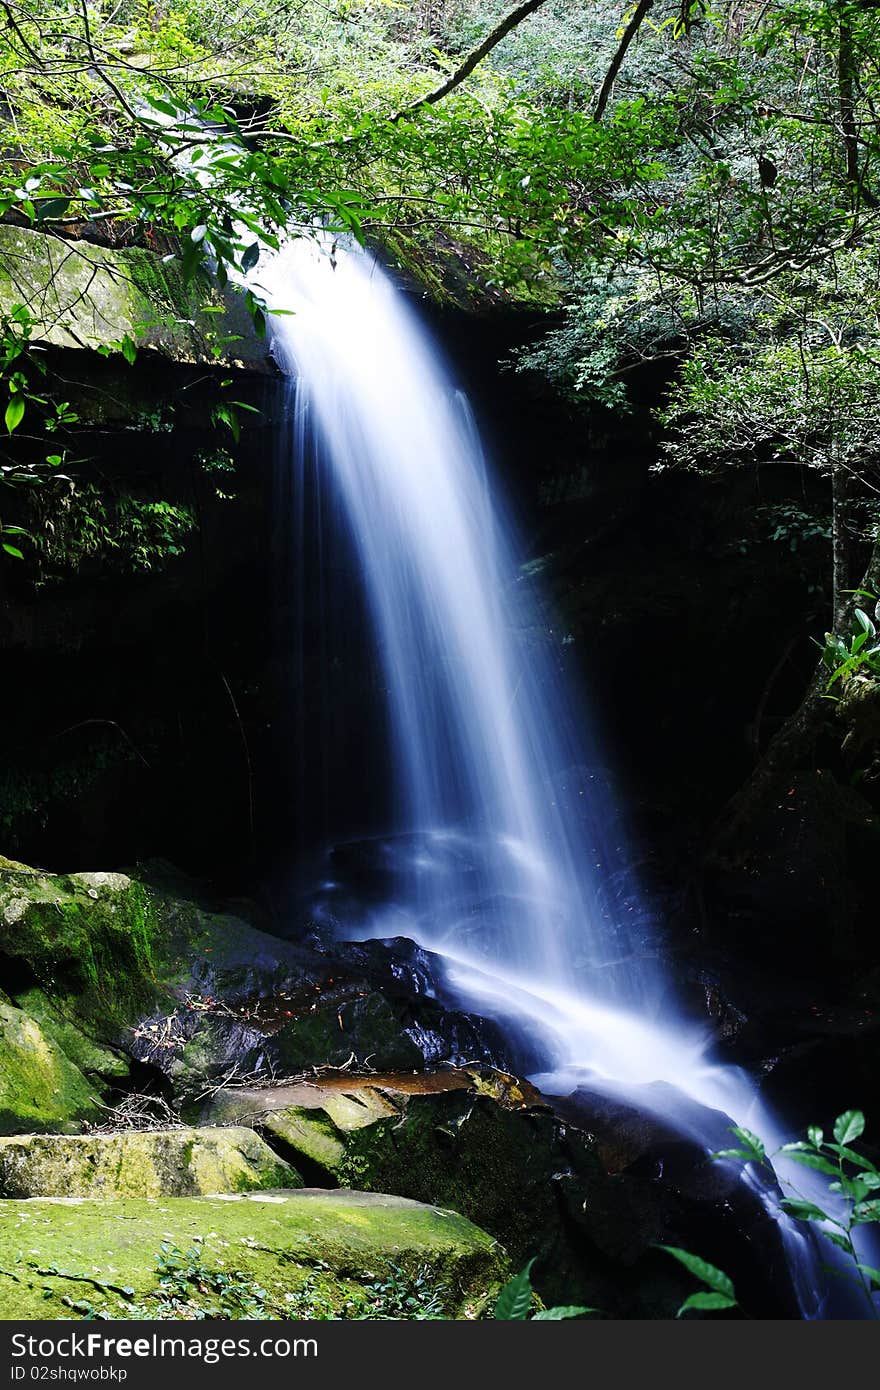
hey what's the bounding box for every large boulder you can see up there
[0,1190,506,1319]
[0,1127,299,1199]
[0,1001,102,1135]
[0,858,519,1100]
[202,1069,634,1312]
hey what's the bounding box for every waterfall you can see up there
[253,236,876,1318]
[259,236,648,1001]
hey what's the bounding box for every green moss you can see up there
[0,1127,299,1198]
[0,867,161,1033]
[0,225,268,368]
[0,1191,506,1319]
[272,993,424,1073]
[205,1077,607,1307]
[207,1085,399,1179]
[12,988,129,1079]
[0,1001,102,1135]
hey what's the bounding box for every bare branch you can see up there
[594,0,655,121]
[391,0,550,122]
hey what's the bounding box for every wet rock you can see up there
[0,1127,299,1199]
[553,1084,820,1318]
[0,856,519,1094]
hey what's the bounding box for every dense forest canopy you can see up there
[2,0,880,644]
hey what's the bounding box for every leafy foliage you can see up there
[493,1260,595,1319]
[817,598,880,693]
[712,1109,880,1316]
[658,1247,739,1318]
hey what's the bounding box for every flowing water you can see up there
[253,236,875,1318]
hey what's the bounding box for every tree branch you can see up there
[391,0,549,122]
[594,0,655,121]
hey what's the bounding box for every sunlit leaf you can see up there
[494,1260,535,1320]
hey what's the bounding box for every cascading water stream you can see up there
[260,237,649,1000]
[253,235,876,1318]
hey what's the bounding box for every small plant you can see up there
[659,1247,739,1318]
[357,1264,445,1320]
[816,594,880,694]
[711,1110,880,1315]
[493,1260,596,1320]
[151,1243,279,1319]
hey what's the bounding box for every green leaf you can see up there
[834,1111,865,1146]
[856,1264,880,1288]
[5,396,25,433]
[676,1292,738,1317]
[532,1305,596,1319]
[780,1200,827,1222]
[4,394,25,430]
[831,1146,878,1172]
[807,1126,824,1147]
[494,1260,535,1320]
[658,1247,734,1297]
[240,242,260,274]
[853,1199,880,1223]
[120,335,137,366]
[2,542,24,559]
[781,1151,839,1176]
[730,1126,765,1161]
[822,1230,853,1253]
[36,197,70,221]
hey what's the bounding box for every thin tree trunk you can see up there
[832,460,853,630]
[838,18,877,207]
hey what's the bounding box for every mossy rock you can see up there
[208,1082,401,1175]
[0,225,269,369]
[12,988,129,1081]
[203,1070,601,1260]
[0,1127,299,1198]
[0,862,159,1032]
[0,1002,102,1135]
[271,992,425,1074]
[0,1191,506,1319]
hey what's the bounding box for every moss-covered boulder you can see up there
[0,225,270,370]
[0,1002,102,1135]
[0,859,158,1032]
[0,1191,506,1319]
[0,858,520,1093]
[0,1127,299,1198]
